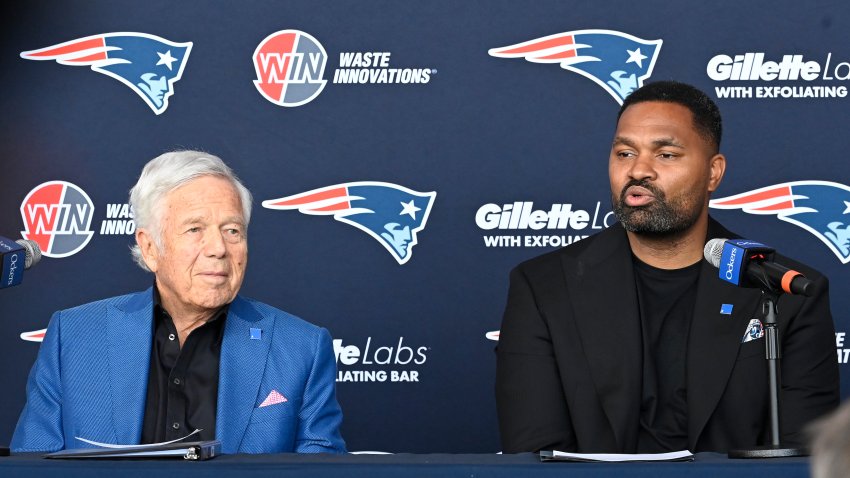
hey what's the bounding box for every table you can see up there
[0,452,811,478]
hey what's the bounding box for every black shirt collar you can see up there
[152,284,230,344]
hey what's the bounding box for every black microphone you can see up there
[0,236,42,289]
[704,238,815,297]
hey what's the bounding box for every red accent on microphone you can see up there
[781,270,803,294]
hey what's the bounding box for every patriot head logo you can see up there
[488,29,662,104]
[253,30,328,107]
[20,181,95,258]
[710,181,850,264]
[263,182,436,264]
[20,33,191,115]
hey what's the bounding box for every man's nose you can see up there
[628,152,657,181]
[203,229,227,257]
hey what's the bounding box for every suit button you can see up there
[172,422,181,430]
[173,378,181,385]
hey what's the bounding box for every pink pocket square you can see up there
[259,389,288,408]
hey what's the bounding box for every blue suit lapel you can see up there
[106,288,153,444]
[216,296,274,453]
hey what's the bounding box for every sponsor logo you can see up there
[0,237,24,287]
[837,332,849,364]
[333,52,433,84]
[333,337,428,383]
[476,201,614,248]
[253,30,328,107]
[252,30,435,107]
[710,181,850,263]
[20,33,192,114]
[263,182,436,264]
[4,249,20,287]
[21,181,94,258]
[725,246,738,281]
[99,203,136,235]
[732,240,768,248]
[489,29,662,104]
[708,52,850,99]
[7,253,18,285]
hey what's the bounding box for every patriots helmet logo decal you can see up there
[263,182,436,265]
[20,33,192,115]
[489,29,662,104]
[710,181,850,264]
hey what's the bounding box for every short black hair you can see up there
[617,80,722,151]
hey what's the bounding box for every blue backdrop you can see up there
[2,0,848,453]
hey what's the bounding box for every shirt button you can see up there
[172,422,181,430]
[168,333,176,341]
[173,378,181,385]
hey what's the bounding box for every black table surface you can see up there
[0,451,812,478]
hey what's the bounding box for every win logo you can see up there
[20,181,94,258]
[253,30,328,107]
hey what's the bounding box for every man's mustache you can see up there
[618,180,665,203]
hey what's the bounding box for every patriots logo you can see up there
[488,29,662,104]
[20,329,46,343]
[263,182,436,265]
[20,33,192,115]
[710,181,850,264]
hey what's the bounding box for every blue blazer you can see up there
[11,288,346,454]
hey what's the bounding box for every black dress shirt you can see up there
[141,288,228,443]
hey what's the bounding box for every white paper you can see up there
[540,449,694,462]
[74,428,202,449]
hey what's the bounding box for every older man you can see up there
[12,151,345,454]
[496,81,838,454]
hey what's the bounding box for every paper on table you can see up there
[540,449,694,462]
[74,429,202,449]
[45,440,221,461]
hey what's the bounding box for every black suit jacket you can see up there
[496,218,839,453]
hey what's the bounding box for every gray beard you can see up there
[612,184,703,236]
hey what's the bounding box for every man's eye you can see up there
[616,151,635,158]
[223,228,244,242]
[187,227,201,233]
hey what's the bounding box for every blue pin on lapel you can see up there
[720,304,733,315]
[250,328,262,340]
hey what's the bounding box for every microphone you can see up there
[1,236,42,289]
[704,238,814,296]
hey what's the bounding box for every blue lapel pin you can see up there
[250,328,262,340]
[720,303,733,315]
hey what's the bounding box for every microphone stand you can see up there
[728,290,808,458]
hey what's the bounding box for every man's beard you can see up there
[612,180,704,236]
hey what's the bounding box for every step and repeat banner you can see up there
[1,1,849,453]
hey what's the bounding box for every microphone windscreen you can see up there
[15,239,42,269]
[703,238,727,268]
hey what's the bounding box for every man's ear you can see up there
[135,228,159,273]
[708,153,726,193]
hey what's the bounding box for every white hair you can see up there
[129,150,253,271]
[811,400,850,478]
